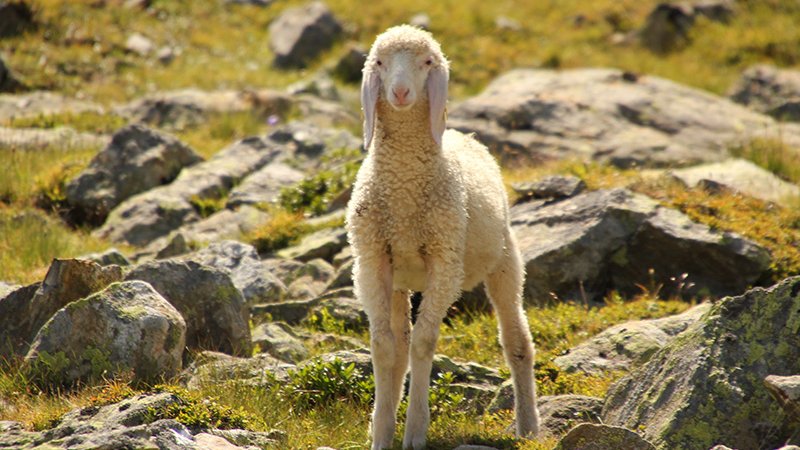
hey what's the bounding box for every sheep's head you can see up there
[361,25,450,149]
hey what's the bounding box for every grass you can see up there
[730,137,800,185]
[3,111,127,135]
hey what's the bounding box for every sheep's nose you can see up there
[393,86,410,103]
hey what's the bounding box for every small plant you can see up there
[189,194,227,218]
[247,209,309,253]
[730,137,800,184]
[279,150,361,215]
[305,307,348,335]
[149,385,260,431]
[282,358,374,410]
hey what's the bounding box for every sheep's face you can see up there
[362,25,450,148]
[373,50,436,111]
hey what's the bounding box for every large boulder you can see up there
[252,321,308,363]
[729,65,800,121]
[24,281,186,385]
[511,188,770,303]
[638,1,735,53]
[554,303,711,375]
[449,68,800,169]
[0,259,123,359]
[66,124,203,226]
[602,277,800,449]
[125,260,252,356]
[96,136,282,247]
[186,240,287,306]
[268,1,343,69]
[0,0,36,38]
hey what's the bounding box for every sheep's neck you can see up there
[372,98,439,160]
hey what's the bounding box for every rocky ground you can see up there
[2,0,800,449]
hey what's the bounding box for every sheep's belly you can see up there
[392,253,427,292]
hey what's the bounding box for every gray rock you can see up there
[156,45,178,65]
[226,161,305,208]
[332,43,367,83]
[24,280,186,385]
[0,54,23,92]
[0,125,109,151]
[408,12,431,30]
[267,121,362,168]
[495,16,522,32]
[125,32,155,56]
[187,240,287,306]
[512,175,586,204]
[310,294,366,330]
[224,0,273,5]
[0,0,35,38]
[729,64,800,121]
[78,248,131,267]
[639,1,734,53]
[0,281,19,298]
[277,227,348,262]
[554,303,711,375]
[328,257,354,289]
[555,423,655,450]
[603,277,800,449]
[66,124,203,226]
[0,91,104,122]
[0,259,123,358]
[431,354,504,386]
[126,259,252,356]
[308,348,372,374]
[96,136,282,247]
[453,446,498,450]
[252,322,308,363]
[668,158,800,203]
[286,258,335,299]
[293,94,361,129]
[489,392,603,437]
[268,1,343,69]
[186,351,295,389]
[764,375,800,421]
[450,68,800,169]
[511,188,770,303]
[117,88,292,130]
[287,73,339,101]
[148,204,270,251]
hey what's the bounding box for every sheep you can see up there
[345,25,539,449]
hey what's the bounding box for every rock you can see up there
[0,281,17,298]
[226,161,305,208]
[639,1,735,53]
[224,0,273,5]
[24,281,185,385]
[431,354,504,386]
[252,321,308,363]
[555,423,656,450]
[512,175,586,204]
[511,188,770,303]
[327,257,354,289]
[186,351,295,389]
[310,293,367,330]
[449,68,800,169]
[156,45,178,65]
[125,32,155,56]
[309,348,372,374]
[332,43,367,83]
[554,303,711,375]
[268,1,343,69]
[66,124,203,226]
[0,259,123,358]
[0,1,34,38]
[287,73,339,101]
[186,241,286,306]
[495,16,522,32]
[453,446,498,450]
[79,248,131,266]
[267,121,362,168]
[145,204,270,251]
[117,88,292,130]
[491,390,603,437]
[668,158,800,203]
[293,94,361,129]
[277,227,348,262]
[125,259,252,356]
[729,64,800,121]
[409,12,431,30]
[263,258,335,299]
[96,136,282,247]
[0,91,104,122]
[603,277,800,449]
[764,375,800,421]
[0,125,109,151]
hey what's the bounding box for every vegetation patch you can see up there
[247,209,310,254]
[4,111,127,135]
[279,149,361,215]
[148,384,261,431]
[730,137,800,185]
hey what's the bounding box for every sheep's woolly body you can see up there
[346,25,538,450]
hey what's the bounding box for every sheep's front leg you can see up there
[402,254,463,450]
[355,253,397,450]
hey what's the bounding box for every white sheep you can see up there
[345,25,539,449]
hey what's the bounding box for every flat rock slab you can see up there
[554,303,711,375]
[450,68,800,169]
[511,188,770,303]
[0,91,104,122]
[603,276,800,449]
[764,375,800,421]
[555,423,655,450]
[668,158,800,203]
[0,125,109,151]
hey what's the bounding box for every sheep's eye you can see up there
[425,59,432,66]
[376,60,382,66]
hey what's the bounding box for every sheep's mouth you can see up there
[388,99,415,111]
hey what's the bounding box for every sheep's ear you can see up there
[427,65,448,147]
[361,68,381,150]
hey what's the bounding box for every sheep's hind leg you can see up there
[357,255,398,450]
[484,236,539,438]
[402,256,462,450]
